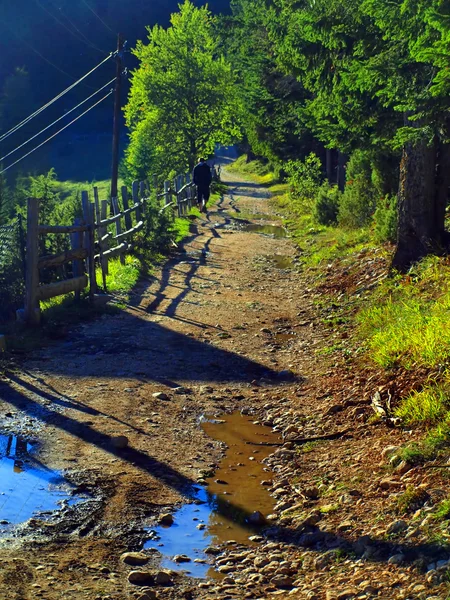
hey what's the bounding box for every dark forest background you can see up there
[0,0,231,180]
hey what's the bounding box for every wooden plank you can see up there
[121,186,132,230]
[94,188,107,293]
[36,275,88,301]
[24,197,41,325]
[38,248,88,270]
[38,224,88,235]
[96,213,121,228]
[114,220,144,242]
[95,242,128,260]
[112,196,125,265]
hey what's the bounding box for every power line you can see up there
[81,0,116,36]
[0,91,113,175]
[34,0,108,56]
[0,78,115,164]
[0,53,113,143]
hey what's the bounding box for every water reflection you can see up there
[145,413,280,578]
[0,434,77,530]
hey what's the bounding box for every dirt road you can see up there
[1,168,448,600]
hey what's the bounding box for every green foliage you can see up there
[373,195,398,243]
[338,151,377,229]
[357,257,450,369]
[96,257,141,295]
[395,384,450,426]
[395,486,429,515]
[285,153,322,212]
[125,1,239,179]
[313,183,341,226]
[435,499,450,522]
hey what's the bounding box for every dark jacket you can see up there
[193,162,212,187]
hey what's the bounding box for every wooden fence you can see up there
[22,170,207,326]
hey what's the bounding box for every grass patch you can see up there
[435,499,450,521]
[395,384,450,425]
[395,486,430,515]
[397,419,450,464]
[320,503,339,514]
[227,155,276,185]
[357,256,450,369]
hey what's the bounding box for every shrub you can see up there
[285,153,322,212]
[374,195,397,243]
[314,183,341,226]
[338,151,377,228]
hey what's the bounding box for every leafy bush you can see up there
[374,195,397,243]
[338,151,377,228]
[313,183,341,226]
[285,153,322,212]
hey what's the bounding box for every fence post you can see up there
[132,181,141,222]
[71,217,84,302]
[139,181,147,217]
[100,200,109,275]
[81,191,96,300]
[186,173,192,210]
[93,188,107,292]
[24,197,40,325]
[164,180,170,208]
[111,196,125,265]
[121,186,132,230]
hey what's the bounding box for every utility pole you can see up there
[111,33,124,202]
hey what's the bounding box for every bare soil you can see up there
[0,168,449,600]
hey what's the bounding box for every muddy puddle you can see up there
[270,254,294,269]
[0,434,82,533]
[145,412,280,578]
[242,223,287,238]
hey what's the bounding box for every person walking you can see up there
[193,157,212,213]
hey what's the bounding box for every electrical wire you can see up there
[81,0,116,36]
[0,91,113,175]
[0,53,112,143]
[0,78,115,163]
[34,0,108,56]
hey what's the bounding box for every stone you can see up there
[271,575,293,589]
[205,546,222,555]
[158,513,174,526]
[337,591,357,600]
[152,392,169,400]
[155,571,173,586]
[395,460,411,475]
[248,511,266,526]
[337,520,353,532]
[303,487,319,500]
[111,435,129,449]
[388,553,405,565]
[127,571,155,586]
[136,593,158,600]
[173,555,191,563]
[326,404,343,415]
[381,445,400,459]
[386,520,408,535]
[254,557,269,568]
[120,552,149,566]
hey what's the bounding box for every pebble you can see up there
[111,435,129,449]
[173,555,191,563]
[386,520,408,535]
[120,552,149,566]
[128,571,155,586]
[158,513,174,526]
[152,392,169,400]
[248,511,266,525]
[155,571,173,585]
[388,553,405,565]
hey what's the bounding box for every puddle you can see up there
[243,223,287,238]
[0,435,81,532]
[270,255,294,269]
[145,412,280,578]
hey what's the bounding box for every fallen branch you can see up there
[245,428,352,447]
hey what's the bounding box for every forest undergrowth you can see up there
[231,155,450,470]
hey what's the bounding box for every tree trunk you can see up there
[337,151,347,191]
[326,149,333,184]
[391,136,439,270]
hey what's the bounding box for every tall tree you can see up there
[124,0,238,180]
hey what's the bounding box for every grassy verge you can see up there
[230,154,450,466]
